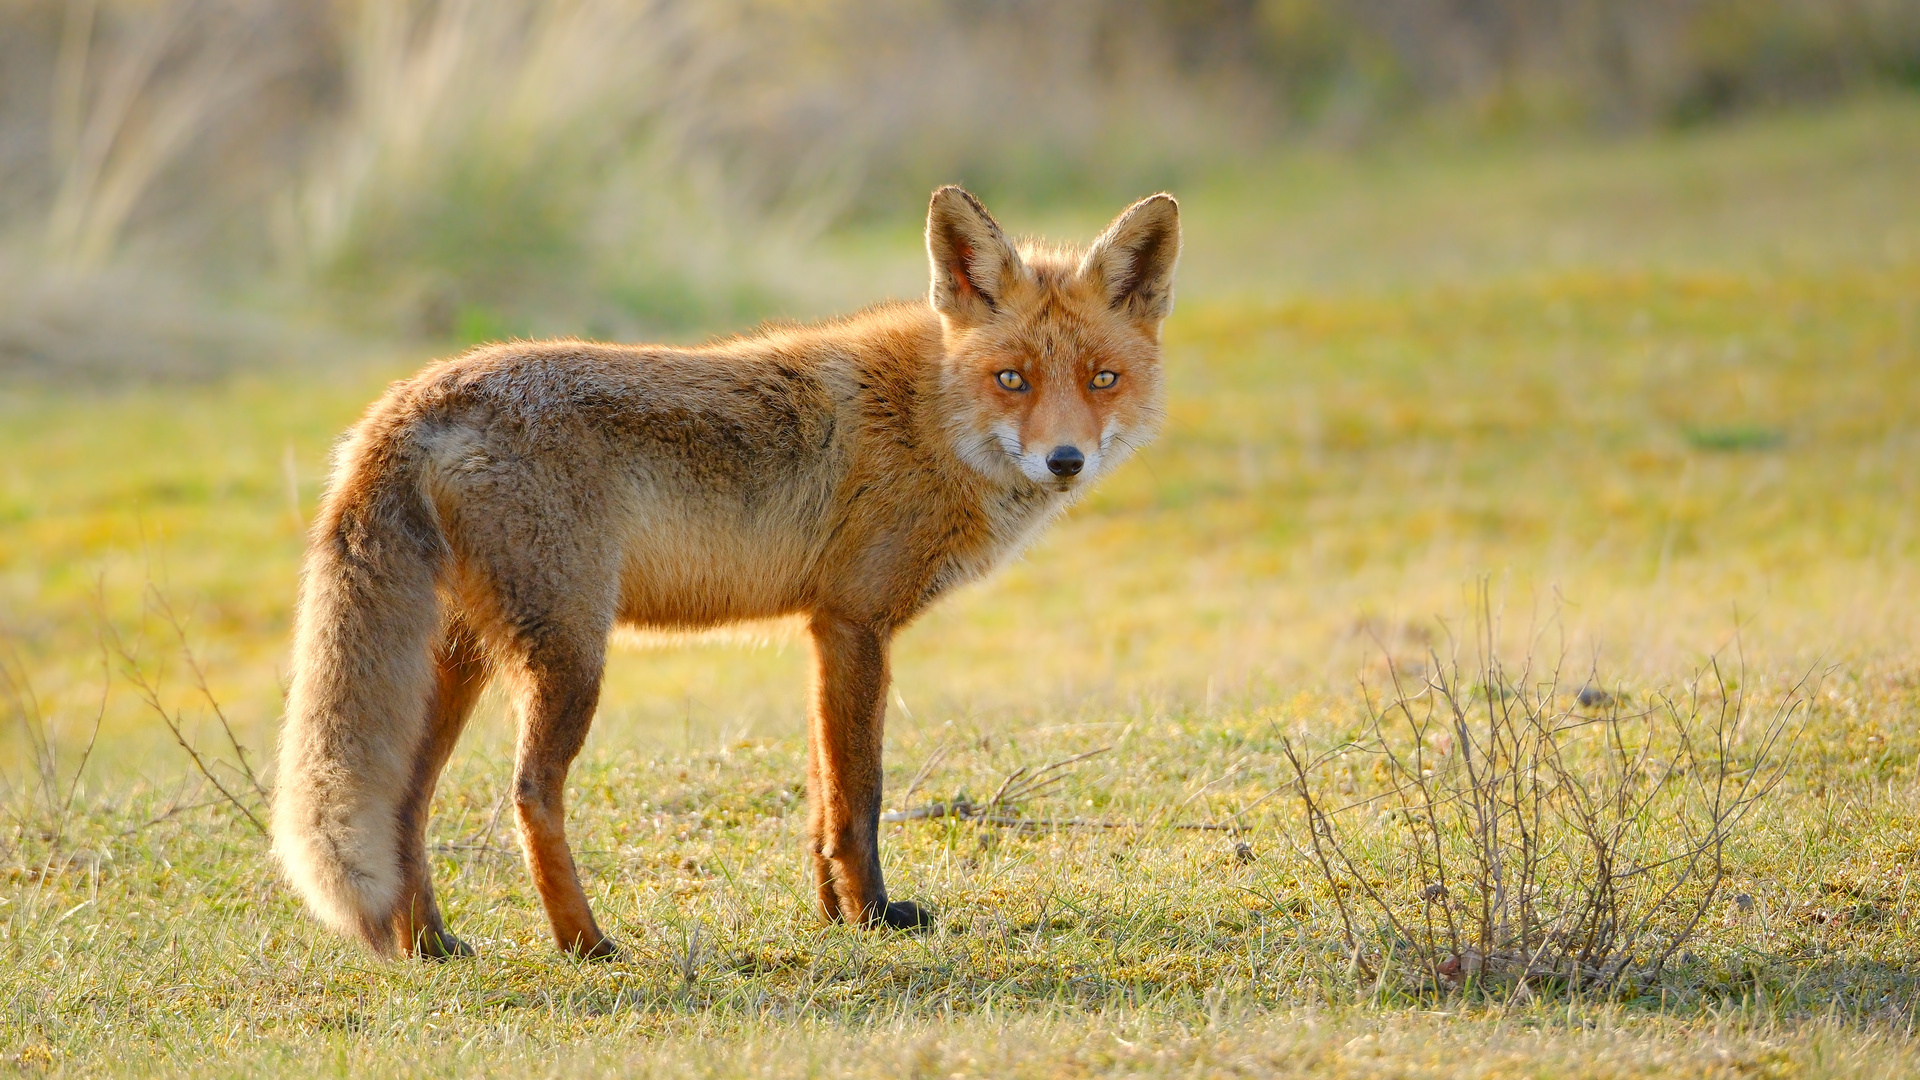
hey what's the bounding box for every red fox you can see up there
[273,187,1180,958]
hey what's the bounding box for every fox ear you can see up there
[927,186,1023,327]
[1081,194,1181,330]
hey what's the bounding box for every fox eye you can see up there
[1090,371,1119,389]
[995,370,1028,391]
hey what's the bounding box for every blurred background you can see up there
[2,0,1918,765]
[4,0,1919,372]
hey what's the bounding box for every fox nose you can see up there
[1045,445,1085,477]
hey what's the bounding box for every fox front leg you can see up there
[804,615,931,929]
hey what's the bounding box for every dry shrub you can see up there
[1284,605,1807,997]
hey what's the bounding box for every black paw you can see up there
[881,899,934,931]
[572,934,623,962]
[415,930,476,961]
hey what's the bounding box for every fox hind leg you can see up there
[392,614,492,958]
[446,481,622,959]
[506,630,618,959]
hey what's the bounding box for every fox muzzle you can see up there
[1045,445,1085,477]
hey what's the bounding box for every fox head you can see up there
[927,186,1179,494]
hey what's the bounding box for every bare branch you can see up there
[102,610,267,837]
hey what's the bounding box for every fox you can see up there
[272,186,1180,959]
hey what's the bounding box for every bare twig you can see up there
[880,802,1234,831]
[982,746,1111,816]
[117,796,233,836]
[1281,738,1362,961]
[103,605,267,837]
[148,587,269,802]
[894,742,951,813]
[63,637,110,829]
[455,783,515,857]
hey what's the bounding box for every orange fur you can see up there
[272,187,1180,957]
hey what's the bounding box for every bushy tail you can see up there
[273,413,445,952]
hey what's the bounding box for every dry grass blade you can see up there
[0,633,108,851]
[1,646,59,824]
[674,920,706,988]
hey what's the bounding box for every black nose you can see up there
[1045,445,1084,477]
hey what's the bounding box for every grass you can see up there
[4,97,1920,1076]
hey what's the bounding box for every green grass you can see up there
[5,97,1920,1076]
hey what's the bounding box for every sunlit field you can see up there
[4,98,1920,1076]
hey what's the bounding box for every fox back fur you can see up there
[273,187,1180,957]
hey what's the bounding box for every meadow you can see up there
[4,96,1920,1076]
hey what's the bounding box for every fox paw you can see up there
[413,929,476,961]
[570,934,623,962]
[881,900,934,931]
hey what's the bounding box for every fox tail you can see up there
[272,411,446,952]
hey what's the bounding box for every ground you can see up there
[2,97,1919,1077]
